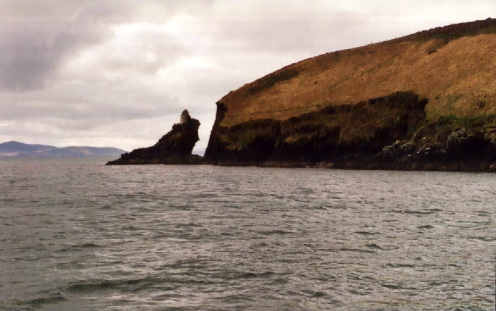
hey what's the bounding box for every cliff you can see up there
[107,110,205,165]
[205,18,496,171]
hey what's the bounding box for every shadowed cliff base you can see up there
[107,110,208,165]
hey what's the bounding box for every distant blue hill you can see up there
[0,141,127,158]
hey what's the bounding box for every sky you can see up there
[1,0,494,153]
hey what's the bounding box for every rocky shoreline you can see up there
[202,91,496,172]
[107,99,496,172]
[204,125,496,172]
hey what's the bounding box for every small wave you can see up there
[329,205,348,209]
[469,236,495,242]
[386,263,415,268]
[174,222,203,228]
[418,225,434,229]
[68,275,216,293]
[80,243,101,248]
[429,208,443,212]
[211,293,256,303]
[122,225,141,231]
[67,280,119,292]
[365,243,383,250]
[270,278,289,285]
[58,243,102,252]
[257,271,276,278]
[311,291,328,298]
[229,271,276,280]
[475,210,491,215]
[354,231,378,235]
[237,272,258,279]
[312,205,329,210]
[347,289,370,296]
[334,248,375,253]
[257,230,293,235]
[381,283,404,289]
[403,210,439,215]
[20,293,67,308]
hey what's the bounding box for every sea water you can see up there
[0,158,494,310]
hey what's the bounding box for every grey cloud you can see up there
[0,0,215,91]
[217,17,364,54]
[0,78,183,133]
[204,0,495,56]
[0,3,113,91]
[1,98,179,127]
[101,33,187,77]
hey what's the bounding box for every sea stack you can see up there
[107,110,205,165]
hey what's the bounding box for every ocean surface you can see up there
[0,158,494,311]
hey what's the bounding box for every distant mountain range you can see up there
[0,141,127,158]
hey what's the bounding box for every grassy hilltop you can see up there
[219,18,496,127]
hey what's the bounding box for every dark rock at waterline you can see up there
[107,110,207,165]
[373,124,496,171]
[206,91,429,164]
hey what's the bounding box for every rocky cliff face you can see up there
[205,19,496,171]
[207,91,427,163]
[107,110,204,165]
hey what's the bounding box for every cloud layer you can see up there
[1,0,494,151]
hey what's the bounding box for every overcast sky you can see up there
[1,0,494,152]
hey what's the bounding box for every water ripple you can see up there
[0,159,494,310]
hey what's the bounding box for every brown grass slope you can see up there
[218,18,496,128]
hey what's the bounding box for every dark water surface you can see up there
[0,159,494,310]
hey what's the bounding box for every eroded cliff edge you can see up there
[107,110,206,165]
[205,18,496,171]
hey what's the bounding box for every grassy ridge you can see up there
[217,18,496,128]
[400,18,496,43]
